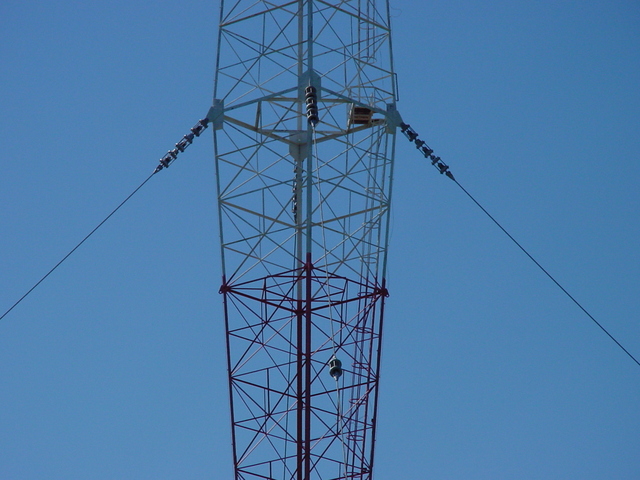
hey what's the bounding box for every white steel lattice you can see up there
[212,2,400,479]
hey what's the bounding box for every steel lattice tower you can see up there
[211,2,400,479]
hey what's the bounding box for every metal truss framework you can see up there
[211,1,400,479]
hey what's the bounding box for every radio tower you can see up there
[211,1,400,479]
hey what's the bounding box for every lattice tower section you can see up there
[212,2,399,479]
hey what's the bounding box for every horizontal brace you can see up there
[219,199,295,228]
[223,86,299,113]
[221,0,299,27]
[315,0,390,32]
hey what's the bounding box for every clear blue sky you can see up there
[1,1,639,479]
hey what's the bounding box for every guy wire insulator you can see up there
[421,145,434,157]
[415,139,434,157]
[399,120,455,180]
[154,117,210,173]
[400,123,419,142]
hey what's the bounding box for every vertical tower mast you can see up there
[212,1,400,479]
